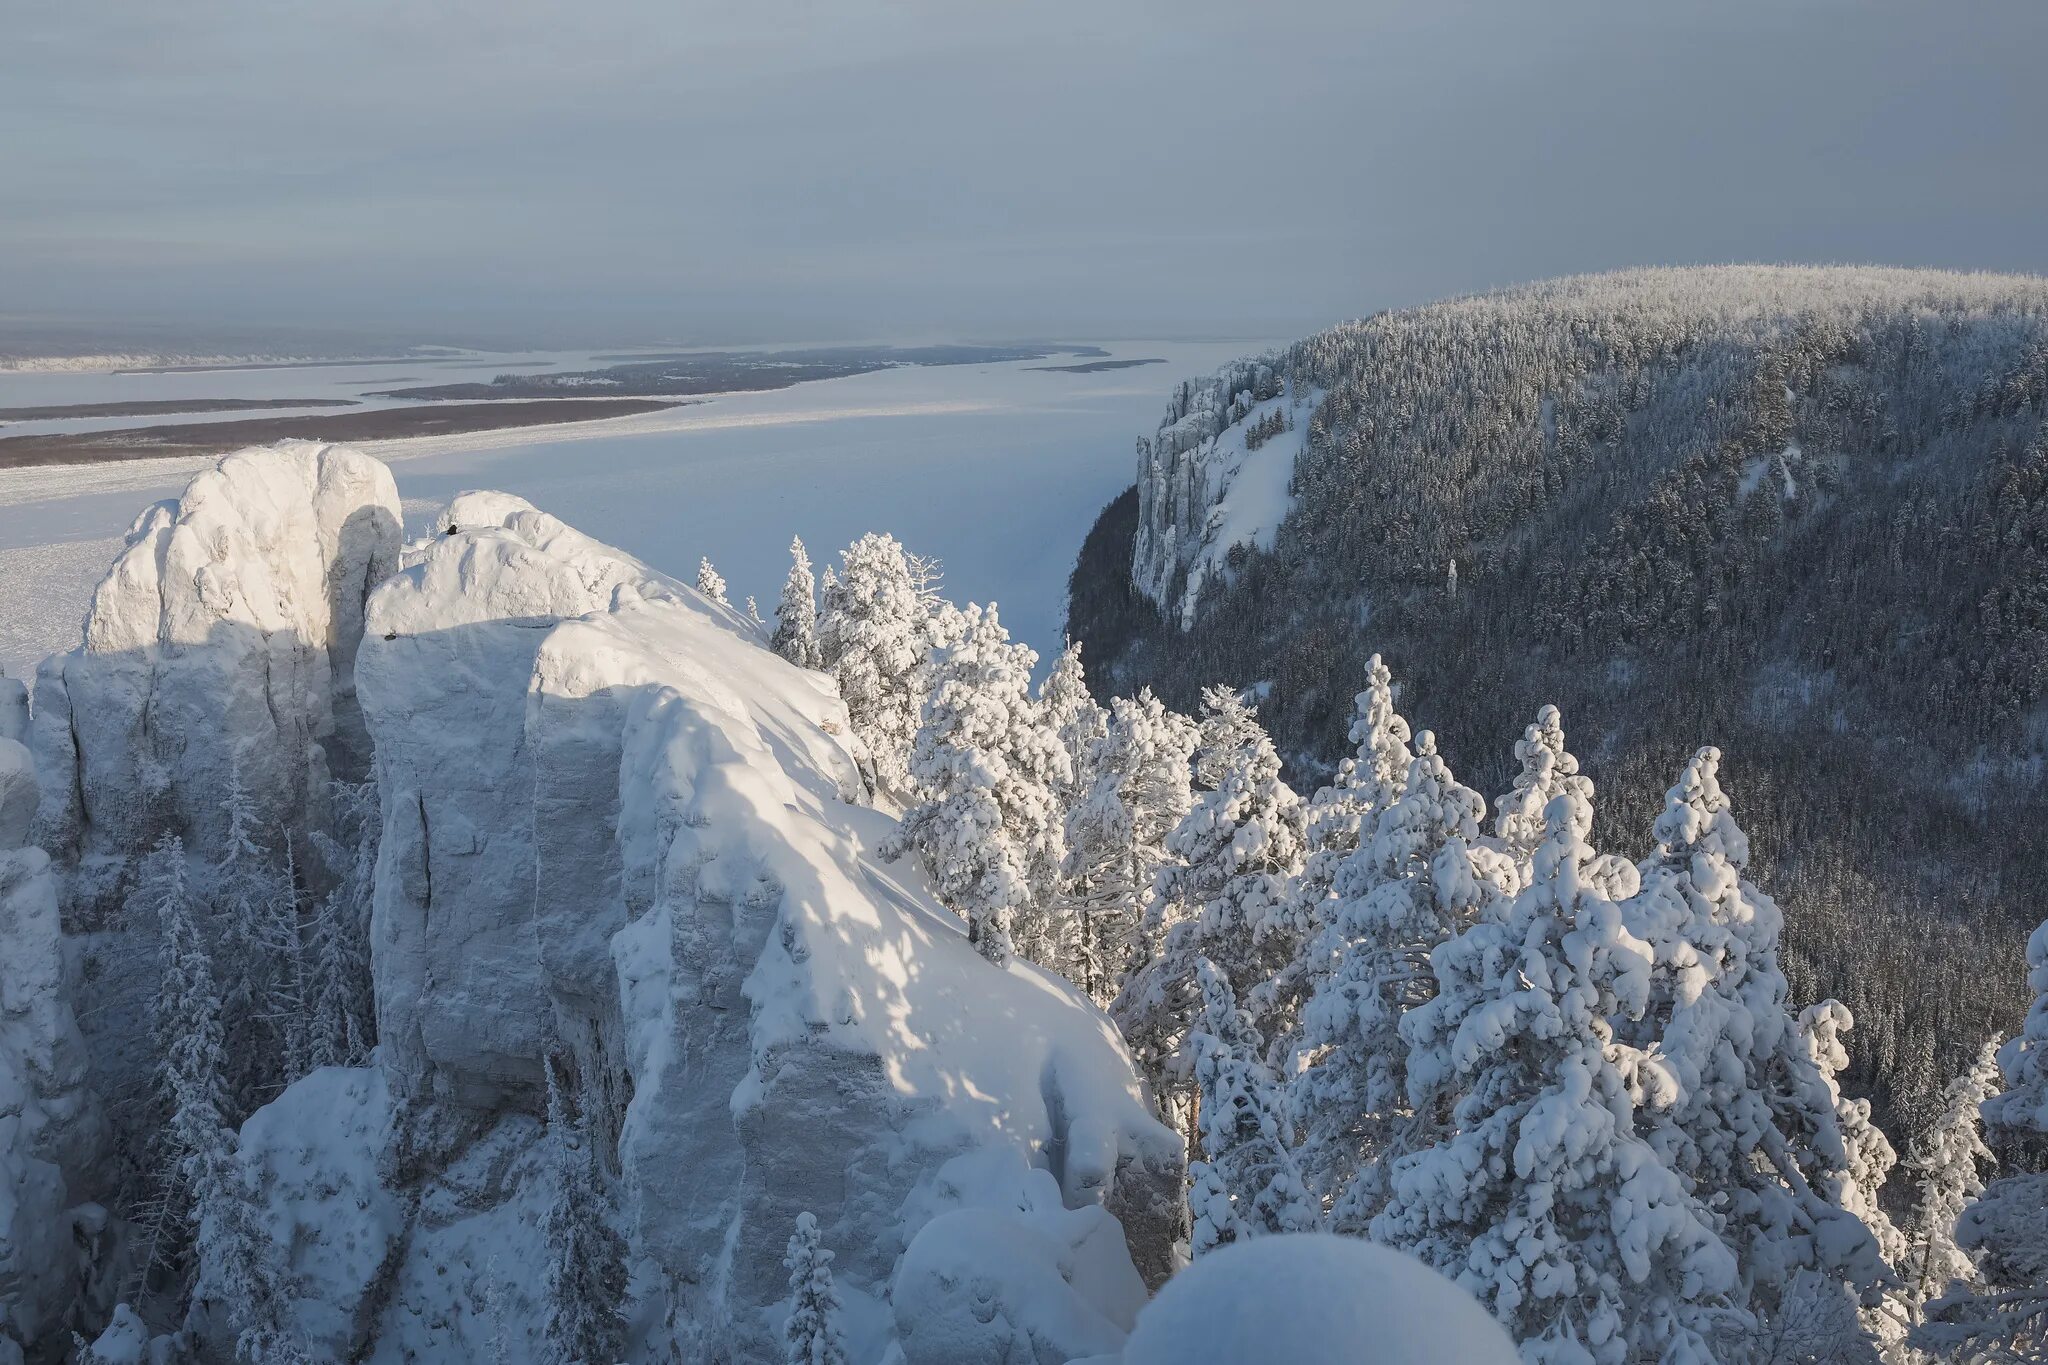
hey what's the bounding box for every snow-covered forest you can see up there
[3,364,2047,1361]
[1072,265,2048,1156]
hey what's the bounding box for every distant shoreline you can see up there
[0,397,358,423]
[0,398,683,470]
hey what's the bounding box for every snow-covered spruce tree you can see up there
[696,556,729,606]
[1113,690,1303,1141]
[817,533,936,795]
[815,565,843,667]
[193,1158,309,1365]
[1491,703,1592,888]
[1185,957,1316,1257]
[306,780,379,1069]
[541,1056,628,1365]
[1798,1000,1915,1356]
[1986,916,2048,1137]
[783,1211,850,1365]
[212,761,288,1115]
[1292,730,1511,1227]
[1374,791,1739,1364]
[147,834,305,1362]
[1902,1037,2000,1315]
[1798,1000,1908,1266]
[772,535,821,669]
[1060,688,1198,1005]
[1621,747,1893,1342]
[1913,918,2048,1359]
[137,835,225,1280]
[1037,639,1107,806]
[264,844,313,1087]
[1253,655,1415,1053]
[1190,683,1266,791]
[881,603,1068,967]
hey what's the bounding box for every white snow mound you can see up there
[1117,1235,1517,1365]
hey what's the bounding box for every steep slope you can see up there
[350,489,1182,1360]
[1068,265,2048,1134]
[2,446,1183,1362]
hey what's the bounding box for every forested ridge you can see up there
[1068,266,2048,1142]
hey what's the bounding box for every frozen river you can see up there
[0,339,1268,677]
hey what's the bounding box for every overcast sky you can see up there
[6,0,2047,346]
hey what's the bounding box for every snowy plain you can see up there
[0,340,1265,678]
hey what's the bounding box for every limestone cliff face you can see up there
[1129,356,1292,625]
[31,441,401,920]
[23,451,1182,1363]
[0,739,104,1347]
[355,492,1183,1361]
[8,444,397,1357]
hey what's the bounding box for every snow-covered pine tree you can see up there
[816,533,935,795]
[1292,729,1511,1227]
[1037,639,1106,806]
[1113,691,1303,1141]
[772,535,821,669]
[696,556,729,605]
[1060,689,1198,1005]
[1622,746,1894,1342]
[1903,1037,2001,1315]
[540,1056,628,1365]
[1185,957,1316,1257]
[782,1211,849,1365]
[880,603,1068,967]
[1491,703,1592,887]
[1374,791,1738,1364]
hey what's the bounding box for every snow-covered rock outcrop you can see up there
[344,491,1182,1361]
[0,738,104,1349]
[1130,357,1315,627]
[31,441,400,918]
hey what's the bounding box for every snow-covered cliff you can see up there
[5,445,1185,1362]
[310,485,1180,1360]
[0,736,104,1349]
[1129,357,1314,627]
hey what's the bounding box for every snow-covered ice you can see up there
[0,340,1266,678]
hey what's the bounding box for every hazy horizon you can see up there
[7,1,2048,348]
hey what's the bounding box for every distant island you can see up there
[1026,357,1166,374]
[367,343,1108,401]
[0,398,680,469]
